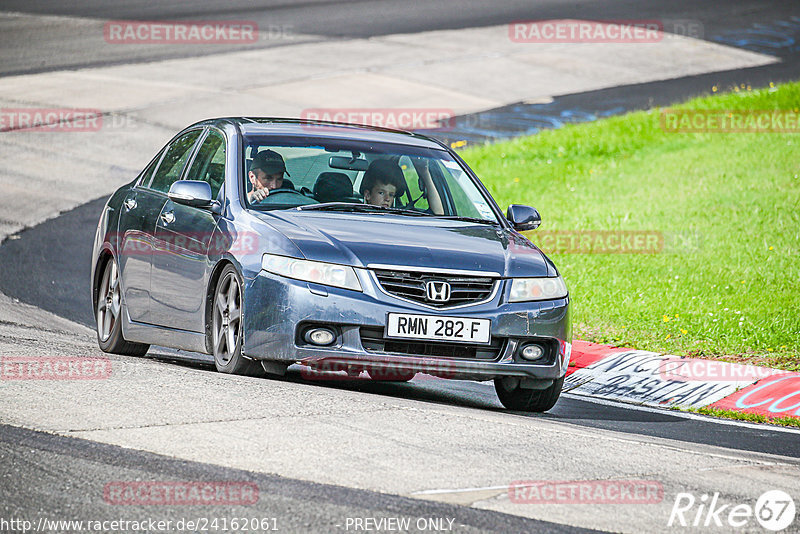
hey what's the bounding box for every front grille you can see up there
[372,269,496,308]
[360,327,504,360]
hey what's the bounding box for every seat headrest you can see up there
[313,172,355,203]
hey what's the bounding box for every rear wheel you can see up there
[494,376,563,412]
[96,257,149,356]
[212,265,262,376]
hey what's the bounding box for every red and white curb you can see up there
[565,341,800,420]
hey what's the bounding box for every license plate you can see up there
[385,313,491,344]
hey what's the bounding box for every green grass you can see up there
[676,406,800,429]
[459,82,800,371]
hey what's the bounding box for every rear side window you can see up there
[186,129,226,199]
[149,130,202,193]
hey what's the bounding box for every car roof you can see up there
[193,117,448,150]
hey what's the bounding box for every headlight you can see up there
[509,276,567,302]
[261,254,362,292]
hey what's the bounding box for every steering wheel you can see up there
[254,188,318,206]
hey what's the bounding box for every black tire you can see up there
[211,265,263,376]
[494,376,564,412]
[95,257,149,356]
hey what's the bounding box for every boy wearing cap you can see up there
[248,149,293,203]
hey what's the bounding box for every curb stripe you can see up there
[568,341,800,420]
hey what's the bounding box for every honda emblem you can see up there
[425,280,451,302]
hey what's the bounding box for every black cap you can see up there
[250,149,289,176]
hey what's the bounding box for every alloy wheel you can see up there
[96,260,120,342]
[213,271,242,365]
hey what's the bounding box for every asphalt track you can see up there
[1,0,798,75]
[0,424,595,534]
[0,0,799,459]
[1,197,799,459]
[2,2,800,532]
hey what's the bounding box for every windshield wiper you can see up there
[298,204,497,224]
[434,215,499,226]
[296,203,431,217]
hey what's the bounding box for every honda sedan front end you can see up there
[92,117,570,412]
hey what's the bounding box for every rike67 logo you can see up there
[669,490,796,531]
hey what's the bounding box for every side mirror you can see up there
[168,180,214,208]
[507,204,541,231]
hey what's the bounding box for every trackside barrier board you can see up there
[563,342,799,418]
[564,350,755,408]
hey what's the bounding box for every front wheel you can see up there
[96,257,149,356]
[211,265,262,376]
[494,376,564,412]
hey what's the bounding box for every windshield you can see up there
[241,135,500,223]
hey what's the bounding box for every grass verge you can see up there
[460,82,800,371]
[677,406,800,429]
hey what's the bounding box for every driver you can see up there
[247,149,294,203]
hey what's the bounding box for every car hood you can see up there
[253,210,556,277]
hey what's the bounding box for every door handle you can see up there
[124,198,137,210]
[160,211,175,224]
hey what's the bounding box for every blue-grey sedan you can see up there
[91,118,571,411]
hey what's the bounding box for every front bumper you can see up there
[242,270,571,381]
